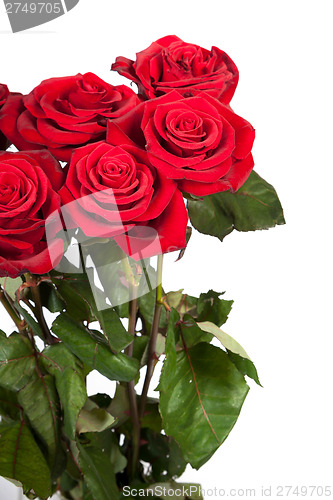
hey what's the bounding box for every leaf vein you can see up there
[180,332,221,445]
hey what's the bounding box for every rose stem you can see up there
[139,254,164,420]
[0,285,25,332]
[121,255,141,478]
[25,273,58,345]
[126,281,141,479]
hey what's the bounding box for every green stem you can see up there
[0,286,25,332]
[156,253,163,305]
[25,274,57,345]
[121,254,138,289]
[139,254,164,420]
[126,282,141,479]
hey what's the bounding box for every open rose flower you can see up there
[0,150,64,278]
[0,84,10,150]
[60,141,188,258]
[107,91,255,196]
[112,35,238,103]
[0,73,140,162]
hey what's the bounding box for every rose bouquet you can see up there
[0,36,284,499]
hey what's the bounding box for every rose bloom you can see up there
[60,141,188,258]
[107,90,255,196]
[0,73,140,162]
[0,150,64,278]
[112,35,238,103]
[0,84,10,150]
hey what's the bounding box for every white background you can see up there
[1,0,333,498]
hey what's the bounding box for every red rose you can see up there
[60,141,188,258]
[0,84,10,150]
[107,91,255,196]
[0,150,64,278]
[112,35,238,103]
[0,73,140,162]
[0,84,9,107]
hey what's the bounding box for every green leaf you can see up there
[41,343,87,439]
[167,440,188,480]
[0,421,52,498]
[227,351,261,386]
[14,303,44,340]
[89,393,112,409]
[68,267,134,353]
[132,335,149,366]
[110,441,127,475]
[176,295,198,318]
[140,429,187,482]
[0,333,35,391]
[157,309,179,392]
[196,290,233,327]
[60,470,78,494]
[188,171,285,241]
[165,290,232,328]
[155,333,166,356]
[77,407,115,434]
[43,342,84,371]
[82,484,95,500]
[52,314,139,382]
[180,316,212,348]
[17,374,63,475]
[108,383,130,427]
[0,387,21,421]
[197,321,250,357]
[141,399,163,434]
[59,368,88,438]
[166,290,184,310]
[95,308,133,353]
[64,441,82,482]
[197,322,261,385]
[51,273,96,323]
[0,277,22,301]
[159,341,249,469]
[39,281,66,313]
[17,374,59,453]
[83,429,127,475]
[77,443,119,500]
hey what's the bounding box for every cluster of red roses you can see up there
[0,35,255,278]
